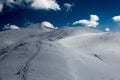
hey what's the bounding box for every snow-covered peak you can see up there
[26,21,56,32]
[40,21,57,32]
[41,21,55,29]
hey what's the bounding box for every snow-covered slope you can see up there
[0,24,120,80]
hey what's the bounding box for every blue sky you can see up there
[0,0,120,31]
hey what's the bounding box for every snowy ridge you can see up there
[0,25,120,80]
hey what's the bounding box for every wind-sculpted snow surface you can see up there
[0,24,120,80]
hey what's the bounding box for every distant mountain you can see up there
[0,23,120,80]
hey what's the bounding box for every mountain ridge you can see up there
[0,24,120,80]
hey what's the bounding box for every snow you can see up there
[0,25,120,80]
[41,21,55,29]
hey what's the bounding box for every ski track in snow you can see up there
[17,40,42,80]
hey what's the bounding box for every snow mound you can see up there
[41,21,55,29]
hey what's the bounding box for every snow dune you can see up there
[0,24,120,80]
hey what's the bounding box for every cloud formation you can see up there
[105,28,110,32]
[4,0,28,8]
[0,1,3,12]
[3,24,20,30]
[31,0,61,10]
[90,15,99,21]
[64,3,73,12]
[112,16,120,22]
[0,0,61,12]
[73,15,99,28]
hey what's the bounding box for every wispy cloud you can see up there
[64,3,74,12]
[73,15,99,28]
[0,0,3,12]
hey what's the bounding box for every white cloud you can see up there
[3,24,20,30]
[64,3,73,12]
[31,0,61,10]
[0,0,60,12]
[90,15,99,21]
[41,21,55,29]
[112,16,120,22]
[105,28,110,32]
[0,1,3,12]
[73,15,99,28]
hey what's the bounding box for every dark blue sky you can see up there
[1,0,120,31]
